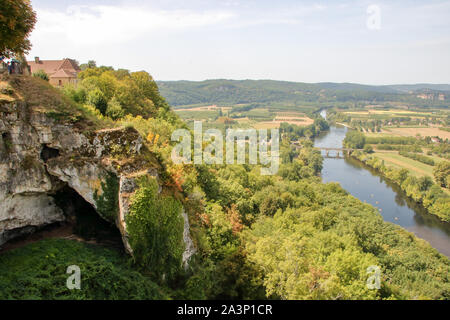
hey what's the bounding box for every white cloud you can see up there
[30,4,236,46]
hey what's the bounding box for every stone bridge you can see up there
[317,147,354,158]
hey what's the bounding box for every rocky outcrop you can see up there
[0,98,147,247]
[0,77,196,268]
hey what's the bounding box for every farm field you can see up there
[374,151,435,177]
[174,105,315,130]
[372,151,450,195]
[382,127,450,140]
[344,109,437,117]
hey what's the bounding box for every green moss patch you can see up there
[94,172,120,224]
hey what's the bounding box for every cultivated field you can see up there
[375,151,435,177]
[382,127,450,140]
[373,151,450,195]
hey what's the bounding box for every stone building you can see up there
[27,57,81,86]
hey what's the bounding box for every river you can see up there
[315,112,450,256]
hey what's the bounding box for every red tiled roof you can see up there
[51,69,78,78]
[27,58,80,79]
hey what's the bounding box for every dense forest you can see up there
[157,79,450,109]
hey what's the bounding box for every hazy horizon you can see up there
[155,78,450,86]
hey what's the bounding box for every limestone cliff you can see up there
[0,76,195,265]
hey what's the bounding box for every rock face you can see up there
[0,79,196,268]
[0,100,145,247]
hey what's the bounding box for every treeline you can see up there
[366,136,418,145]
[280,118,330,141]
[352,151,449,222]
[399,151,435,166]
[157,79,448,108]
[377,145,422,152]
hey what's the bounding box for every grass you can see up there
[175,110,220,120]
[0,239,168,300]
[3,74,114,131]
[374,151,450,195]
[375,151,435,177]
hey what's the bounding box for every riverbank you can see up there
[350,150,450,222]
[315,123,450,257]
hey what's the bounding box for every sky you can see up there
[27,0,450,85]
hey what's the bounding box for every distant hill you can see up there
[157,79,450,108]
[386,84,450,93]
[317,82,398,93]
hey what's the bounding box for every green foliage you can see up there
[87,88,108,115]
[399,151,435,166]
[0,0,36,57]
[79,60,97,71]
[126,176,184,280]
[243,180,450,300]
[93,172,119,224]
[32,69,49,81]
[158,80,449,109]
[63,67,171,120]
[366,136,418,145]
[376,144,422,152]
[0,239,168,299]
[433,161,450,188]
[344,130,366,149]
[105,97,125,120]
[62,84,86,104]
[363,144,374,153]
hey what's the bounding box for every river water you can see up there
[315,112,450,256]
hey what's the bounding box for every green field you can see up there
[373,151,450,195]
[375,151,434,177]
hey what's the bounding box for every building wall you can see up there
[49,77,79,87]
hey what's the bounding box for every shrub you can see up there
[87,88,108,115]
[93,172,119,224]
[399,151,435,166]
[105,97,125,120]
[0,239,167,299]
[32,70,49,81]
[126,176,184,280]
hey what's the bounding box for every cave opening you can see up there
[1,132,12,152]
[52,185,122,246]
[40,145,60,162]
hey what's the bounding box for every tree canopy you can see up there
[0,0,36,58]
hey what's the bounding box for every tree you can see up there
[344,130,366,149]
[363,145,374,153]
[87,88,108,115]
[105,97,125,120]
[433,161,450,188]
[0,0,37,58]
[80,60,97,71]
[418,176,433,192]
